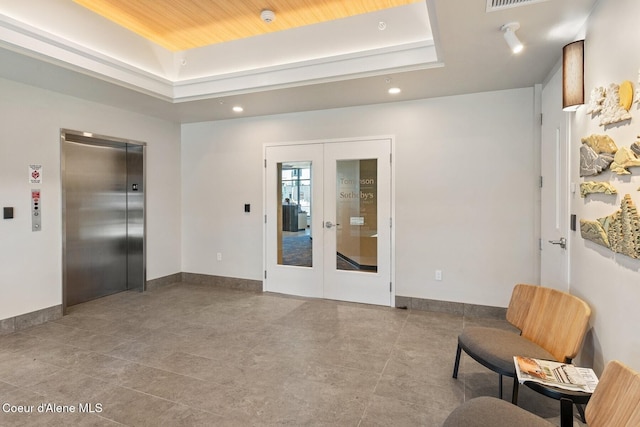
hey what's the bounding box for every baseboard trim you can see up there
[147,272,263,292]
[395,296,506,319]
[0,305,63,336]
[146,273,182,291]
[181,273,262,292]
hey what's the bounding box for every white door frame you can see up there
[263,135,396,306]
[540,74,571,292]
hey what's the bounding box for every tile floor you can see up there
[0,282,580,426]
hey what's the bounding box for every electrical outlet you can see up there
[216,253,222,261]
[435,270,442,281]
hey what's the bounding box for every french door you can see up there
[264,138,392,306]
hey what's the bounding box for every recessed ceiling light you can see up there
[388,87,401,95]
[233,106,244,113]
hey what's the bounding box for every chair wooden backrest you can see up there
[585,360,640,427]
[505,284,591,362]
[505,283,538,330]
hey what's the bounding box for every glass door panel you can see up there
[278,161,312,267]
[336,159,377,272]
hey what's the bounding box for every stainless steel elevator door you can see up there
[63,135,144,307]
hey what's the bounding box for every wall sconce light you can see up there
[562,40,585,112]
[501,22,523,54]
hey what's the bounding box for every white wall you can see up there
[562,0,640,372]
[0,77,182,320]
[181,88,539,308]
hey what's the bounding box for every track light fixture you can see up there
[501,22,523,54]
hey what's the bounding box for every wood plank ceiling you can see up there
[73,0,422,51]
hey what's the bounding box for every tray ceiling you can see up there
[0,0,599,122]
[73,0,422,51]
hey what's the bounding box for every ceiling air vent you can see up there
[486,0,550,12]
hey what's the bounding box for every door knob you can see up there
[548,237,567,249]
[325,221,339,229]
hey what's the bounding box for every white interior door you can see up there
[264,138,392,306]
[265,143,324,298]
[540,73,570,291]
[323,139,392,305]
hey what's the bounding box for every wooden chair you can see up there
[452,283,591,403]
[443,360,640,427]
[584,360,640,426]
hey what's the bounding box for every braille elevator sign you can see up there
[29,164,43,184]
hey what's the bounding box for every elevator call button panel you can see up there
[31,189,41,231]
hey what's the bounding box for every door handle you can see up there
[325,221,340,229]
[548,237,567,249]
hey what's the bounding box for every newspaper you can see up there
[514,356,599,393]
